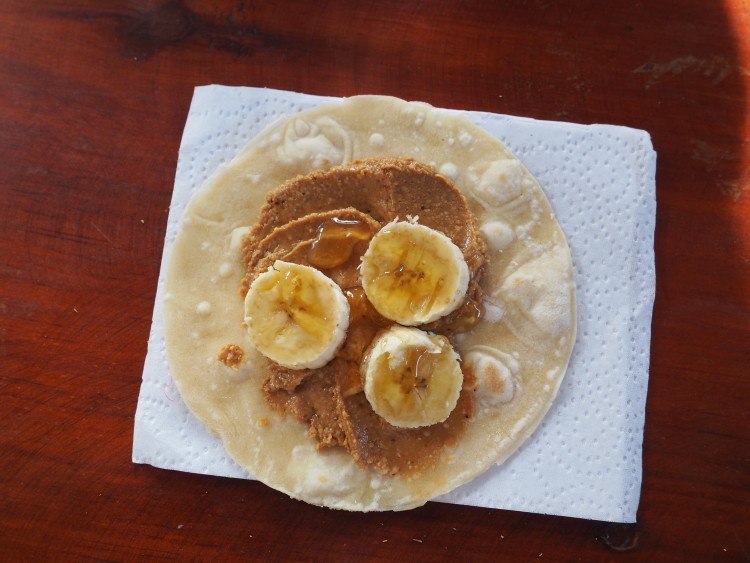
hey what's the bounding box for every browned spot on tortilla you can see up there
[218,343,244,369]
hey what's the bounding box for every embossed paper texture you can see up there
[133,86,656,523]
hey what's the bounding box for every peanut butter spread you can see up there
[242,157,487,475]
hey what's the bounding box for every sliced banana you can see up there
[244,260,349,369]
[360,221,470,325]
[362,326,463,428]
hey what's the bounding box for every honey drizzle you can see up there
[449,298,483,333]
[277,268,329,340]
[424,296,483,334]
[308,217,374,269]
[395,346,432,397]
[344,287,389,325]
[339,286,390,397]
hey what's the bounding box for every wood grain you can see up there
[1,0,748,559]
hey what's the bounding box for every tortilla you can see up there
[164,95,576,511]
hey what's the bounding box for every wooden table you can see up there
[2,1,748,559]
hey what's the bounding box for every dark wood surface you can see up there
[2,1,749,559]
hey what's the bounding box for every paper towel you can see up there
[133,86,656,523]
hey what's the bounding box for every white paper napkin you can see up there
[133,86,656,523]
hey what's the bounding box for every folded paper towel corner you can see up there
[132,85,656,523]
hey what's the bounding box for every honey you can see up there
[344,286,389,327]
[340,286,391,368]
[422,296,483,334]
[276,268,330,340]
[308,217,374,269]
[444,297,483,333]
[394,346,433,396]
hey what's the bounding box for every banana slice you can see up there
[362,326,463,428]
[244,260,349,369]
[360,221,470,326]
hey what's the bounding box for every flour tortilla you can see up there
[164,95,576,511]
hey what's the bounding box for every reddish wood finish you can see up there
[1,1,748,559]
